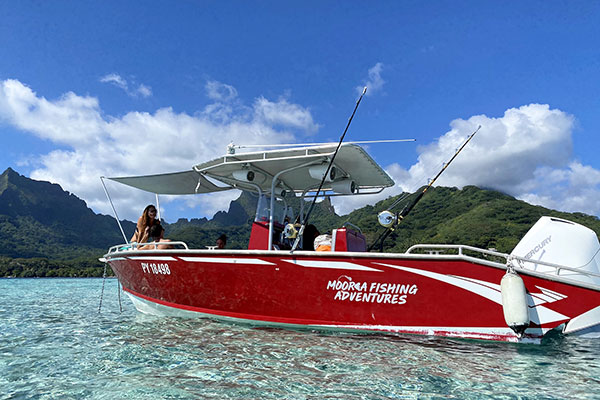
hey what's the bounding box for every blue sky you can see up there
[1,1,600,222]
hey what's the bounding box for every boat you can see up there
[102,142,600,344]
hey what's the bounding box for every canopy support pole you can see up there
[155,193,162,221]
[100,177,129,244]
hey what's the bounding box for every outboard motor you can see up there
[510,216,600,286]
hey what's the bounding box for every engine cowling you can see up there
[510,216,600,286]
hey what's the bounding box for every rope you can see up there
[98,262,107,313]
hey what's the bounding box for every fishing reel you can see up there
[377,210,401,229]
[284,223,298,239]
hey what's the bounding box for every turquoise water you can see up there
[1,278,599,399]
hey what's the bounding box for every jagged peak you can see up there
[1,167,21,181]
[0,167,21,193]
[1,168,47,189]
[2,167,18,175]
[0,167,71,193]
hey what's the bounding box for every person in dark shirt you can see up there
[140,224,171,250]
[302,224,320,251]
[216,234,227,249]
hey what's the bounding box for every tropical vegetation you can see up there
[1,168,599,278]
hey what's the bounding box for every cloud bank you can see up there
[1,78,599,224]
[0,79,316,220]
[334,104,600,218]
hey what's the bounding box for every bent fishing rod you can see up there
[290,87,368,252]
[368,124,481,252]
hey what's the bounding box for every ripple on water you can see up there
[1,278,600,399]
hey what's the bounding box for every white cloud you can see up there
[0,79,316,221]
[4,79,600,224]
[136,84,152,98]
[333,103,600,217]
[356,62,385,97]
[254,96,319,133]
[100,73,127,90]
[205,80,238,102]
[201,81,244,123]
[100,73,152,98]
[0,79,105,145]
[400,104,574,192]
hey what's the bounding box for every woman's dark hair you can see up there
[217,234,227,244]
[148,224,164,240]
[141,204,157,226]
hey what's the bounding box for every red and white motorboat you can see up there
[102,143,600,343]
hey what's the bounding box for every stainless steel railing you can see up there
[406,243,600,280]
[107,241,189,254]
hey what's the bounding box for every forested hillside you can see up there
[1,167,599,277]
[0,168,135,258]
[339,186,600,253]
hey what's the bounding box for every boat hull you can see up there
[106,250,600,343]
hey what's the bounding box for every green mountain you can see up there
[2,167,600,277]
[342,185,600,253]
[0,168,135,259]
[0,170,340,268]
[165,185,600,254]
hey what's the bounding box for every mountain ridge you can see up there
[0,168,136,259]
[1,167,600,277]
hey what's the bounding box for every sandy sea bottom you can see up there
[1,278,599,399]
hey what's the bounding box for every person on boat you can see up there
[216,234,227,249]
[139,224,171,250]
[302,224,320,251]
[130,204,158,244]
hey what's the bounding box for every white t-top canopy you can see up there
[108,143,394,196]
[108,171,230,195]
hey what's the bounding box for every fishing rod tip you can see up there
[362,87,367,95]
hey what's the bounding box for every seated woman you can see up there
[131,204,159,244]
[139,224,172,250]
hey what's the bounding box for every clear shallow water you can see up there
[1,278,599,399]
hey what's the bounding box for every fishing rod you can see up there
[368,125,481,252]
[290,87,368,252]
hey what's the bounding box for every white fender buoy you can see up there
[500,270,530,336]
